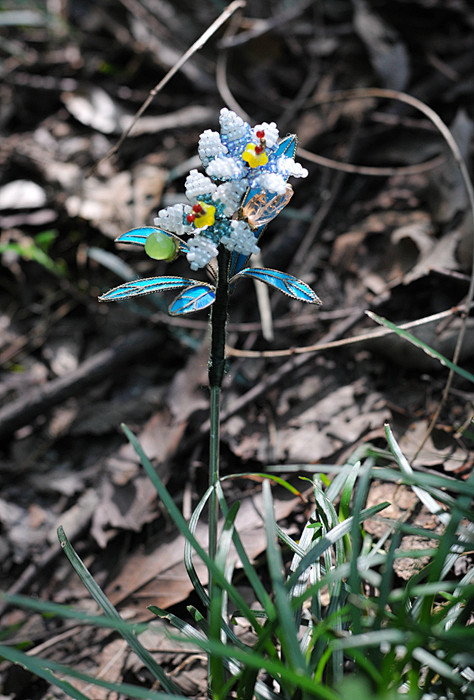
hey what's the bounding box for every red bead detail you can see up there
[193,203,203,214]
[256,130,265,139]
[255,145,263,154]
[186,213,196,223]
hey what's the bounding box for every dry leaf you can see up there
[106,490,301,616]
[0,180,46,209]
[353,0,410,90]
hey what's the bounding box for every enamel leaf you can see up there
[233,268,321,304]
[99,276,197,302]
[275,134,297,159]
[169,284,216,316]
[116,227,189,255]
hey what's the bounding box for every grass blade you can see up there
[57,526,179,694]
[122,423,261,631]
[0,645,90,700]
[184,484,212,608]
[0,644,186,699]
[287,501,389,588]
[262,480,306,676]
[367,311,474,384]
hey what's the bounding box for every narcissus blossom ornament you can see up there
[99,108,321,316]
[199,108,308,196]
[150,169,257,272]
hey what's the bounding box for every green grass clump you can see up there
[2,423,473,699]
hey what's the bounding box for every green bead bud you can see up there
[145,231,179,261]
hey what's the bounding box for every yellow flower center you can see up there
[242,143,268,168]
[194,201,216,228]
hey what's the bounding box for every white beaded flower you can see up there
[206,155,247,182]
[148,111,309,272]
[278,156,308,179]
[254,121,279,149]
[219,108,248,141]
[184,171,245,217]
[198,107,308,196]
[251,172,287,196]
[101,111,321,317]
[153,170,250,271]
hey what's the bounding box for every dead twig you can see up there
[198,307,364,438]
[87,0,246,177]
[218,0,317,48]
[0,328,163,440]
[298,147,445,177]
[0,490,98,618]
[216,20,252,122]
[225,306,465,358]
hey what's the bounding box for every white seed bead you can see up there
[198,129,227,166]
[186,235,218,270]
[252,172,287,195]
[219,108,247,141]
[215,180,247,215]
[154,203,192,236]
[277,155,308,179]
[206,155,246,181]
[221,220,260,256]
[185,169,217,199]
[253,121,279,149]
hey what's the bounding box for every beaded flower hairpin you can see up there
[100,108,320,314]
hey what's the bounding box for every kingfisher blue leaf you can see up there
[116,227,189,255]
[99,276,197,302]
[229,248,260,279]
[276,134,297,159]
[232,268,322,304]
[169,284,216,316]
[115,227,155,246]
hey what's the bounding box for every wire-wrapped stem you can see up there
[208,246,230,568]
[209,246,230,390]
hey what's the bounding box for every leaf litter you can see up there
[1,0,474,696]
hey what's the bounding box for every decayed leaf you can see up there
[0,180,47,209]
[91,410,186,547]
[398,419,471,471]
[353,0,410,90]
[427,109,474,224]
[91,475,160,548]
[364,482,442,580]
[400,228,461,284]
[61,87,216,136]
[225,379,390,464]
[106,490,301,617]
[42,335,81,377]
[69,386,166,436]
[0,498,55,564]
[165,340,209,422]
[61,86,129,134]
[68,638,128,700]
[65,164,167,238]
[390,220,435,278]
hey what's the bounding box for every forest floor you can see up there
[0,0,473,697]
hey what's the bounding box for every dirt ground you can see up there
[1,0,473,697]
